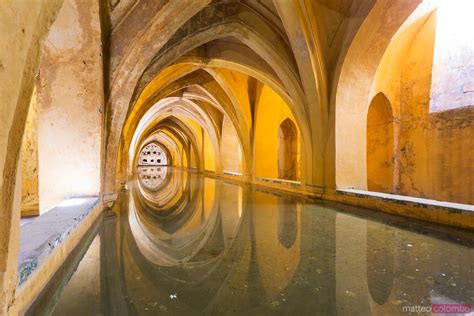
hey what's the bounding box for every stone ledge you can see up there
[17,197,100,286]
[337,189,474,212]
[327,189,473,230]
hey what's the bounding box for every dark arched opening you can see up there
[278,119,298,180]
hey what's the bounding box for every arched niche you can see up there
[254,85,300,181]
[366,93,394,193]
[278,118,298,181]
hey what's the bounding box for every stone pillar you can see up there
[20,87,40,217]
[37,0,104,213]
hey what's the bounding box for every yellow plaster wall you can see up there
[220,116,242,174]
[366,93,394,193]
[369,10,472,204]
[203,129,216,172]
[370,12,429,194]
[254,85,300,180]
[215,68,252,130]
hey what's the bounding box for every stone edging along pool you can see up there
[11,197,103,314]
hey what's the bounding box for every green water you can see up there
[33,168,473,315]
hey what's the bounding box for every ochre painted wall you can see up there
[203,129,216,172]
[254,85,300,180]
[369,11,473,204]
[220,116,242,174]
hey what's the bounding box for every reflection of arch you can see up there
[137,166,168,191]
[277,199,297,248]
[138,143,167,166]
[367,93,394,193]
[278,119,298,180]
[367,222,395,306]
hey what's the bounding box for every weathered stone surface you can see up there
[37,0,103,213]
[17,197,99,286]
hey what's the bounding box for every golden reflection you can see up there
[42,170,474,315]
[254,192,301,299]
[137,166,168,191]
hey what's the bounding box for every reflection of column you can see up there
[279,204,337,315]
[367,222,395,305]
[336,214,371,315]
[254,192,301,300]
[100,210,128,315]
[278,199,297,248]
[220,184,242,245]
[246,189,266,307]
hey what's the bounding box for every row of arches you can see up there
[125,64,303,184]
[1,0,473,312]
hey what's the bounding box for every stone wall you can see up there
[0,1,63,312]
[20,88,40,217]
[37,0,103,213]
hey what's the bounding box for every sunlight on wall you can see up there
[203,129,216,172]
[430,0,474,113]
[365,3,473,204]
[37,0,102,213]
[367,10,435,198]
[220,116,242,174]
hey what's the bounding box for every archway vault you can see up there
[104,0,329,200]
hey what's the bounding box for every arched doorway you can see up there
[278,119,298,181]
[367,93,394,193]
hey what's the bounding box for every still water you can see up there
[31,168,473,315]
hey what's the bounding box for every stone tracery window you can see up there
[138,143,168,166]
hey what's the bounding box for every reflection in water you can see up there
[137,166,168,190]
[32,169,474,315]
[278,199,298,249]
[367,222,395,306]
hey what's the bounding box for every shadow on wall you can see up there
[278,119,298,181]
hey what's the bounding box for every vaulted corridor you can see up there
[0,0,473,314]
